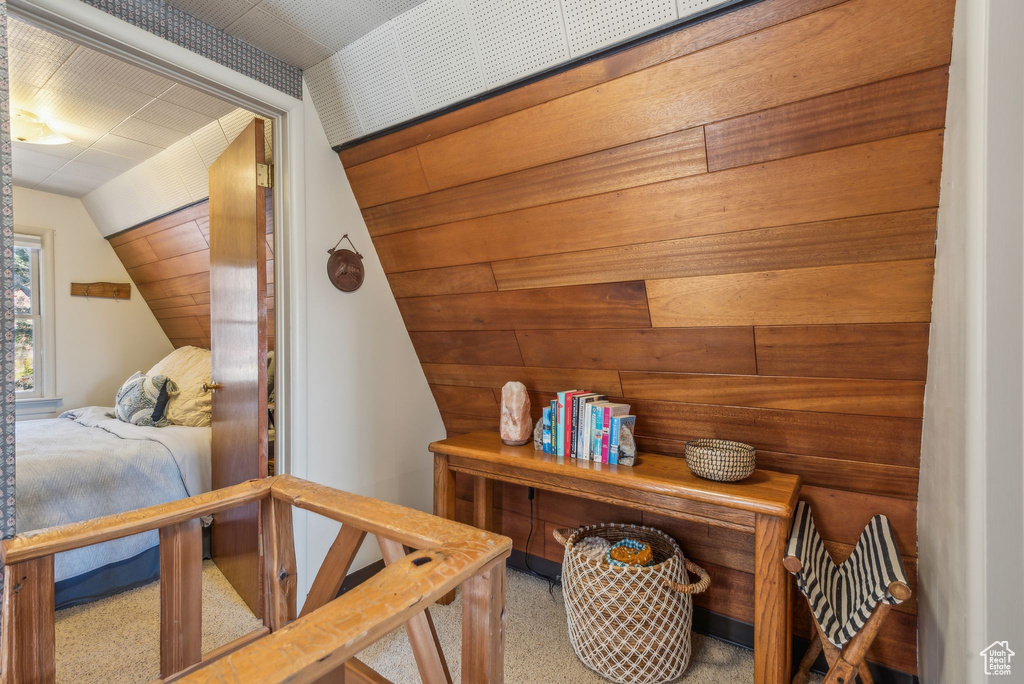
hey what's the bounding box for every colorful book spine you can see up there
[566,391,585,458]
[601,406,611,463]
[541,407,553,453]
[556,391,569,457]
[581,396,605,461]
[591,407,603,459]
[550,400,558,454]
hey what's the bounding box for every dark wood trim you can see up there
[332,0,762,152]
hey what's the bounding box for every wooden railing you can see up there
[0,474,512,684]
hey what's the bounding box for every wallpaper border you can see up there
[80,0,302,99]
[1,0,17,613]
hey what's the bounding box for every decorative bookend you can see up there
[618,427,637,466]
[500,381,532,446]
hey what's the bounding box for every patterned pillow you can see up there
[113,372,179,427]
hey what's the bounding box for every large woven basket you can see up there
[553,523,710,684]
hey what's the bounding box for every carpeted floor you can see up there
[55,563,822,683]
[55,560,262,683]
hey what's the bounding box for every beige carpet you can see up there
[56,562,821,683]
[359,568,824,683]
[55,560,262,683]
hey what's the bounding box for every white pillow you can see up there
[148,346,212,427]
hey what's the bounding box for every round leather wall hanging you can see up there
[327,235,365,292]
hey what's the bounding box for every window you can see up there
[14,234,44,397]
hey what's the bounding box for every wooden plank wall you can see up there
[338,0,955,674]
[107,197,275,350]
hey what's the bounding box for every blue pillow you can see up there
[113,372,178,427]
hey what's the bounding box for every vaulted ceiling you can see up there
[163,0,430,70]
[166,0,739,147]
[8,17,242,197]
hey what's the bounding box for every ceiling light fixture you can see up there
[11,109,72,145]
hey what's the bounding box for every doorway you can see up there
[3,0,308,611]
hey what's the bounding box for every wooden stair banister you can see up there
[0,474,511,684]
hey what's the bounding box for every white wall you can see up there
[919,0,1024,681]
[296,81,446,598]
[12,186,174,416]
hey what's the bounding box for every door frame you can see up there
[7,0,311,588]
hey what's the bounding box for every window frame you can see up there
[13,226,58,409]
[13,234,43,398]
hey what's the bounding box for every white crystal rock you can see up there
[500,381,532,445]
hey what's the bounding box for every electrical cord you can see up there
[522,487,561,597]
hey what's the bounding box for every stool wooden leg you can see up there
[858,661,874,684]
[462,559,506,683]
[792,637,822,684]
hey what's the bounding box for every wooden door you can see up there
[208,118,269,614]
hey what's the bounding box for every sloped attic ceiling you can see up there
[163,0,739,148]
[163,0,430,69]
[8,17,240,197]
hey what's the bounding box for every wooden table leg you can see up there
[474,476,493,531]
[434,453,457,606]
[754,513,791,684]
[462,559,506,684]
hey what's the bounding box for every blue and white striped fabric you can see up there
[785,501,909,647]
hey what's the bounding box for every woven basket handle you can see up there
[552,527,573,548]
[664,559,711,595]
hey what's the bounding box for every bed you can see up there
[15,405,211,607]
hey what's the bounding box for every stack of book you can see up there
[540,390,636,465]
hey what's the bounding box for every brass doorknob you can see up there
[202,381,223,392]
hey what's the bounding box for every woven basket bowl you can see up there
[553,523,710,684]
[685,439,756,482]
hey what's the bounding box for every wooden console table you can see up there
[430,431,801,684]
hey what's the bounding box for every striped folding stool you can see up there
[783,501,912,684]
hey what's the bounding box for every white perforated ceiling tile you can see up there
[12,145,74,170]
[92,134,164,162]
[561,0,677,56]
[160,84,238,119]
[49,47,175,97]
[677,0,731,16]
[467,0,569,88]
[165,0,255,29]
[135,99,215,134]
[393,0,484,113]
[226,4,335,69]
[12,162,55,187]
[28,87,145,132]
[7,19,77,88]
[218,109,258,144]
[166,137,210,200]
[366,0,430,19]
[111,118,183,149]
[73,148,139,174]
[190,121,231,166]
[340,25,418,132]
[305,55,364,145]
[258,0,387,52]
